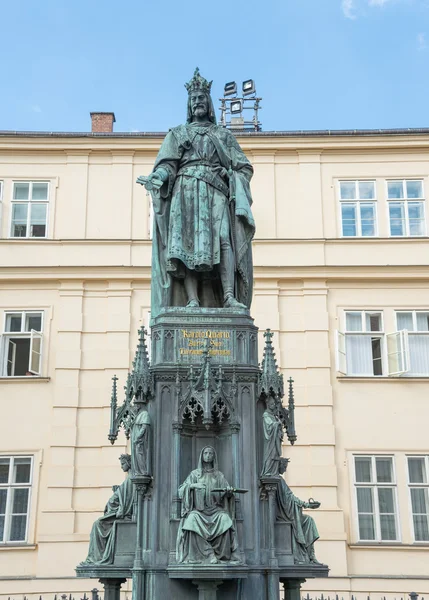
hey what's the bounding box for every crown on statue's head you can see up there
[185,67,212,95]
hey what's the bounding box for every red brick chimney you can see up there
[90,112,116,133]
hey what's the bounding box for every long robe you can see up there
[131,408,151,476]
[82,474,134,565]
[261,409,283,476]
[150,122,255,319]
[176,448,237,563]
[277,477,319,563]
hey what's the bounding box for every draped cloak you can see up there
[277,477,319,563]
[149,122,255,320]
[82,474,134,565]
[261,409,284,476]
[131,408,151,476]
[176,447,237,563]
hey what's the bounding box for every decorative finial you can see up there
[260,329,283,398]
[184,67,212,95]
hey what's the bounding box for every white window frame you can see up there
[407,455,429,543]
[0,180,3,236]
[343,310,385,376]
[352,454,401,543]
[395,310,429,376]
[336,310,410,377]
[386,179,426,237]
[0,455,33,544]
[1,311,44,377]
[338,180,378,238]
[9,181,49,239]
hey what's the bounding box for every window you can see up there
[1,311,43,376]
[0,456,33,543]
[396,311,429,376]
[408,456,429,542]
[11,182,48,238]
[354,455,399,542]
[387,180,426,237]
[339,181,377,237]
[336,311,409,377]
[337,311,384,376]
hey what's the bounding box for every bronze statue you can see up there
[176,446,240,564]
[261,396,284,476]
[137,68,255,319]
[81,454,134,565]
[131,403,152,477]
[277,458,322,565]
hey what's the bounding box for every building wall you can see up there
[0,133,429,598]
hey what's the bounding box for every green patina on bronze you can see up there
[80,454,134,566]
[137,68,255,319]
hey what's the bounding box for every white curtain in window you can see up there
[357,487,375,540]
[346,313,362,331]
[408,457,427,483]
[408,335,429,375]
[346,335,373,375]
[410,488,429,541]
[396,313,413,330]
[416,313,429,332]
[378,487,397,540]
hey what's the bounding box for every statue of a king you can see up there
[137,68,255,319]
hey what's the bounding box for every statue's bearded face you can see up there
[190,91,209,119]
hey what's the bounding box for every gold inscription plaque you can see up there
[179,330,232,357]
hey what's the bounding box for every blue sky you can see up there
[1,0,429,133]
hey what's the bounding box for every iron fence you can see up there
[302,594,425,600]
[6,589,102,600]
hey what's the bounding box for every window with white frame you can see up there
[339,180,377,237]
[0,456,33,543]
[407,456,429,542]
[396,311,429,376]
[387,180,426,237]
[11,182,49,238]
[336,310,409,377]
[354,455,399,542]
[1,311,43,376]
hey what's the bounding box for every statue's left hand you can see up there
[307,498,321,509]
[225,485,235,498]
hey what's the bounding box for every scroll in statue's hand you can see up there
[136,173,164,191]
[307,498,321,509]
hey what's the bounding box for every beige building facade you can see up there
[1,125,429,598]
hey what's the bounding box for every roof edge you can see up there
[1,127,429,139]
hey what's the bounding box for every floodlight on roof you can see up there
[224,81,237,96]
[242,79,256,96]
[230,100,243,114]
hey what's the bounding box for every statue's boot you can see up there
[184,270,200,307]
[220,243,247,309]
[208,553,218,564]
[224,294,247,310]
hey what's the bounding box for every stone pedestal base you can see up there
[192,579,223,600]
[99,578,126,600]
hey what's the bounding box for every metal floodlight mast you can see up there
[224,81,237,96]
[242,79,256,96]
[230,100,243,114]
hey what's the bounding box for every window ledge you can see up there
[0,544,37,551]
[338,376,429,382]
[349,542,429,549]
[0,376,50,383]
